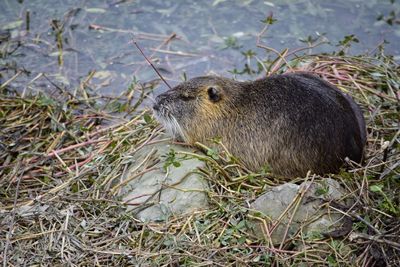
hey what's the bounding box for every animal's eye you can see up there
[207,87,221,102]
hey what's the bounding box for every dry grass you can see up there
[0,51,399,266]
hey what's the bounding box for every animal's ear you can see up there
[207,86,221,102]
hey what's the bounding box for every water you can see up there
[0,0,399,95]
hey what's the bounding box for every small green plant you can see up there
[163,149,182,170]
[221,36,242,50]
[370,183,398,215]
[327,254,338,267]
[261,14,277,25]
[241,49,256,58]
[36,94,58,107]
[377,10,399,25]
[352,215,371,232]
[305,230,324,240]
[315,181,330,196]
[336,34,359,55]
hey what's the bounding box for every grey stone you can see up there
[250,178,347,244]
[120,135,209,221]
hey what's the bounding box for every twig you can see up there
[132,32,176,76]
[0,70,23,90]
[349,232,400,250]
[132,39,173,89]
[256,13,327,75]
[256,14,292,74]
[47,139,108,157]
[286,38,329,58]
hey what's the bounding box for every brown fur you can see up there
[152,73,366,177]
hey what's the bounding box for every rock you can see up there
[250,178,348,245]
[120,135,209,221]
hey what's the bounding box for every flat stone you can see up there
[250,178,348,244]
[120,135,209,221]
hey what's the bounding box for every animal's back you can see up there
[235,73,366,176]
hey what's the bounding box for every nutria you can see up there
[152,73,366,177]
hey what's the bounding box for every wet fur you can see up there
[153,73,366,177]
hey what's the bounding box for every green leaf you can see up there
[37,95,57,107]
[143,113,152,124]
[206,148,220,160]
[71,183,79,193]
[236,220,246,229]
[370,184,383,192]
[163,149,183,170]
[172,161,181,168]
[237,236,246,244]
[338,34,359,46]
[327,254,337,266]
[42,176,51,185]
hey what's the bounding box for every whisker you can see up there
[171,115,187,142]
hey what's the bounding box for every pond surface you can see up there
[0,0,399,95]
